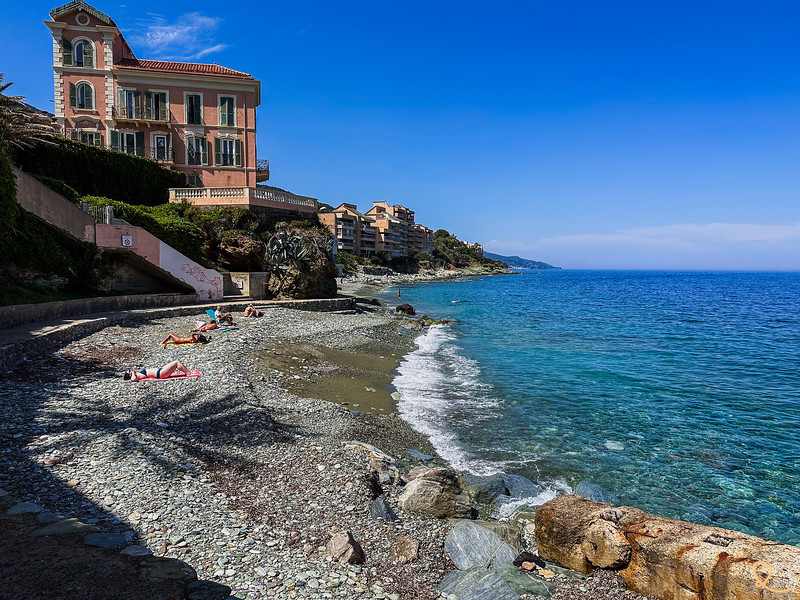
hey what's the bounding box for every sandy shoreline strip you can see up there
[0,287,651,599]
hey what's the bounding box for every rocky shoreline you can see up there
[0,296,653,599]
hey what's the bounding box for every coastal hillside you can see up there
[483,251,560,269]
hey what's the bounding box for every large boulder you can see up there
[216,233,264,271]
[535,494,800,600]
[444,520,517,571]
[397,468,472,519]
[396,303,416,315]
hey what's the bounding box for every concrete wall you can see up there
[13,168,96,243]
[0,293,195,330]
[223,272,269,298]
[105,259,179,295]
[95,224,160,264]
[159,242,222,301]
[95,224,222,301]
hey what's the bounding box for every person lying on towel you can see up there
[123,360,192,381]
[161,332,210,347]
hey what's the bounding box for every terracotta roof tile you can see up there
[114,58,253,79]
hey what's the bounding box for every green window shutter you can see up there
[69,82,76,108]
[234,139,242,167]
[227,99,235,126]
[84,84,93,109]
[110,130,119,151]
[133,91,141,118]
[201,137,208,165]
[93,132,102,146]
[194,96,202,124]
[62,38,73,66]
[144,92,153,119]
[214,138,221,166]
[84,42,93,68]
[135,131,145,156]
[186,136,195,164]
[70,130,80,141]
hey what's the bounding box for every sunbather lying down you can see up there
[191,321,220,332]
[124,360,192,381]
[161,332,210,347]
[244,304,265,318]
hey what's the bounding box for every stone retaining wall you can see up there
[535,494,800,600]
[0,294,197,330]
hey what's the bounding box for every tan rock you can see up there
[580,519,631,569]
[535,494,800,600]
[397,468,472,519]
[325,531,365,565]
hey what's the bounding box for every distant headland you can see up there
[483,252,561,270]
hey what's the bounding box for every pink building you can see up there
[45,0,268,188]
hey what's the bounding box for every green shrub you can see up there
[14,138,185,205]
[31,174,80,204]
[83,196,206,263]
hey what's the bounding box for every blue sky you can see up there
[2,0,799,269]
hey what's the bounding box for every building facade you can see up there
[320,201,433,258]
[45,0,267,188]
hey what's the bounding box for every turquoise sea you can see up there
[382,271,800,545]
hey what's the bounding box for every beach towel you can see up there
[164,342,206,346]
[139,370,203,381]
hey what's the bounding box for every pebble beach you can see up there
[0,289,654,600]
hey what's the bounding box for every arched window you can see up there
[69,81,94,110]
[63,37,94,68]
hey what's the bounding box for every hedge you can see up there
[14,138,186,206]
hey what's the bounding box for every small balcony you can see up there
[146,148,174,162]
[113,105,172,123]
[256,158,270,182]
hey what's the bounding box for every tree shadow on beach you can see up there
[0,349,301,547]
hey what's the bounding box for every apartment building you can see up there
[319,203,377,256]
[45,0,267,188]
[320,201,432,258]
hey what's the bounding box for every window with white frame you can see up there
[186,93,202,124]
[186,134,208,165]
[62,37,94,68]
[152,133,172,161]
[214,137,241,167]
[70,129,102,146]
[117,88,141,119]
[219,96,235,126]
[69,82,94,110]
[145,91,168,121]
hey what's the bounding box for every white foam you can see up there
[395,326,575,496]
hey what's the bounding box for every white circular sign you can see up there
[76,13,90,26]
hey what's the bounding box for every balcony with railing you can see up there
[169,185,318,214]
[113,105,172,123]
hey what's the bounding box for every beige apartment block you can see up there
[319,203,378,256]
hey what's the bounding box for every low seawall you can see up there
[0,293,197,330]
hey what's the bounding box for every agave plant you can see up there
[264,229,310,274]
